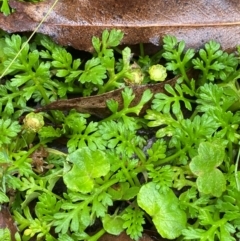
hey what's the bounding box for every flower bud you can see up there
[124,62,144,85]
[23,113,44,133]
[149,64,167,81]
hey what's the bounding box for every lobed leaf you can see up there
[102,214,124,235]
[64,148,110,193]
[189,142,226,197]
[137,182,186,239]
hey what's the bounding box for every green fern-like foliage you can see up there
[122,207,145,240]
[1,29,240,241]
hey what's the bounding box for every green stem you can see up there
[235,145,240,191]
[133,147,188,177]
[114,47,123,55]
[139,43,144,57]
[21,131,36,148]
[67,86,84,94]
[83,178,119,208]
[100,105,140,123]
[133,146,146,165]
[200,58,211,86]
[99,178,119,192]
[99,111,122,123]
[121,162,135,187]
[2,91,23,102]
[175,50,190,85]
[189,108,199,121]
[154,147,188,166]
[88,228,106,241]
[228,141,233,163]
[179,64,190,86]
[133,175,141,187]
[36,81,51,105]
[98,68,127,94]
[25,181,62,201]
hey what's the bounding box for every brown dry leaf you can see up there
[0,206,18,241]
[36,77,177,118]
[30,146,54,173]
[0,0,240,51]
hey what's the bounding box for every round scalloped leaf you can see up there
[190,142,225,175]
[137,182,186,239]
[197,170,226,197]
[189,142,226,197]
[64,147,110,193]
[102,214,124,235]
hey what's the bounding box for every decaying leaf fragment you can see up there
[0,206,18,241]
[36,78,177,118]
[0,0,240,51]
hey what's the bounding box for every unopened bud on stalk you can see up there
[149,64,167,82]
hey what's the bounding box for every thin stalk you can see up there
[88,228,106,241]
[35,80,51,105]
[132,146,146,165]
[133,147,187,176]
[189,108,199,121]
[99,105,140,123]
[139,43,144,57]
[154,147,188,166]
[114,47,123,55]
[199,59,211,85]
[21,65,51,107]
[174,49,190,85]
[132,175,141,187]
[27,182,62,201]
[120,162,135,187]
[235,145,240,191]
[228,141,233,163]
[98,178,119,192]
[179,64,190,86]
[99,68,127,94]
[1,90,24,102]
[98,66,116,94]
[99,111,123,123]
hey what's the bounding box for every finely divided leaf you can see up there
[122,207,145,240]
[79,57,107,85]
[0,119,21,146]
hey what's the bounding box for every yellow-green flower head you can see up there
[124,62,144,85]
[23,112,44,133]
[130,68,144,85]
[149,64,167,82]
